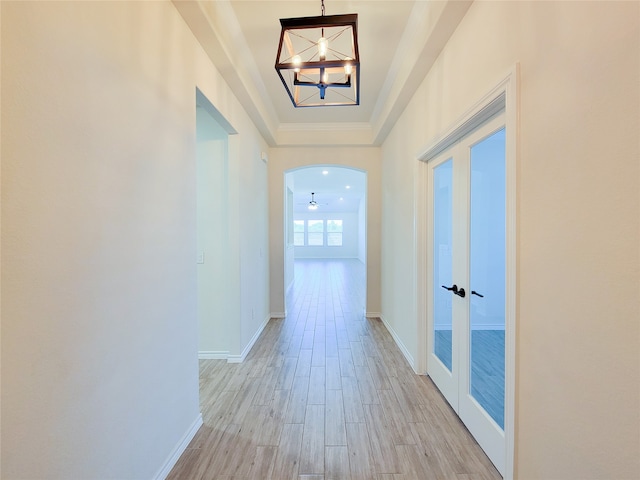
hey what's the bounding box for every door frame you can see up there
[414,65,518,479]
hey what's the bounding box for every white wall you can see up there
[284,176,295,299]
[196,106,230,357]
[294,212,359,259]
[235,135,270,358]
[269,147,382,317]
[380,1,639,478]
[1,1,269,478]
[357,197,366,263]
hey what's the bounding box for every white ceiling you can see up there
[174,0,472,146]
[288,166,366,213]
[230,1,414,125]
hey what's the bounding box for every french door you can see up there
[427,113,507,475]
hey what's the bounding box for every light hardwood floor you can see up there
[168,259,501,479]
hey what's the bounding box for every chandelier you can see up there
[275,0,360,108]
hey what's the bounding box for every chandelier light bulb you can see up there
[322,71,329,84]
[292,55,301,73]
[318,37,328,60]
[344,57,353,75]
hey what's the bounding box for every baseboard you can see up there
[270,311,286,319]
[379,314,417,372]
[365,311,381,318]
[154,413,203,480]
[435,325,505,331]
[227,315,271,364]
[472,324,505,331]
[198,351,229,360]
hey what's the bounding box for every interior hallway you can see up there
[168,259,500,479]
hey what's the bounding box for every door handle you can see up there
[442,284,466,298]
[471,290,484,298]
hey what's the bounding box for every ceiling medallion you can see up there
[275,0,360,108]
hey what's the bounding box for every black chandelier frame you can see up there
[275,11,360,108]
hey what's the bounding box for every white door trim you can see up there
[415,64,519,479]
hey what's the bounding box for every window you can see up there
[327,220,343,246]
[307,220,324,246]
[293,220,305,246]
[293,219,344,247]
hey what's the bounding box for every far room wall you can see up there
[268,146,382,317]
[294,211,360,259]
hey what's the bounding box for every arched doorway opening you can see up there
[284,166,368,315]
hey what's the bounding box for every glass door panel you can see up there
[433,159,454,371]
[469,128,506,429]
[427,113,508,476]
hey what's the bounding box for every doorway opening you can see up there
[195,89,237,362]
[416,71,518,479]
[284,166,368,315]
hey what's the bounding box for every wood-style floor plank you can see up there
[340,375,366,424]
[325,446,351,480]
[299,404,325,475]
[247,446,276,479]
[295,349,313,377]
[325,356,342,390]
[364,403,402,474]
[285,375,310,424]
[377,388,416,446]
[270,423,303,480]
[345,422,376,480]
[168,259,501,480]
[325,388,347,446]
[308,366,326,405]
[275,356,298,390]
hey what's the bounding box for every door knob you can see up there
[442,284,466,298]
[471,290,484,298]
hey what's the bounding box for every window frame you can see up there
[306,219,325,246]
[326,219,343,246]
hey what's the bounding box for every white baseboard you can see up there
[198,351,228,360]
[379,314,416,372]
[472,324,505,331]
[270,311,286,319]
[435,324,505,331]
[434,325,453,331]
[227,315,271,364]
[154,413,203,480]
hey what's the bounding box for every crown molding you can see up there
[370,0,473,145]
[173,0,279,145]
[278,122,371,132]
[175,0,472,148]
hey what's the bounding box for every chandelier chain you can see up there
[321,0,325,16]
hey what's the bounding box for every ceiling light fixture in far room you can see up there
[308,192,319,210]
[275,0,360,108]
